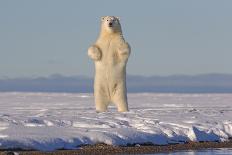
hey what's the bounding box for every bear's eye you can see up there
[107,20,108,21]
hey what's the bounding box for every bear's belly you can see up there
[95,62,125,80]
[95,62,126,96]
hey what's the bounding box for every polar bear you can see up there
[88,16,131,112]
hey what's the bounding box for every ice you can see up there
[155,148,232,155]
[0,92,232,151]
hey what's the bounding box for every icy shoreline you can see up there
[0,93,232,151]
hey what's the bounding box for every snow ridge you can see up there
[0,93,232,151]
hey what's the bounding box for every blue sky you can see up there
[0,0,232,78]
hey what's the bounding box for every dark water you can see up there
[139,148,232,155]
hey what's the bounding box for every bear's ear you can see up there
[116,16,120,21]
[101,16,106,21]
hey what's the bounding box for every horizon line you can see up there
[1,72,232,79]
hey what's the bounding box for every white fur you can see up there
[88,16,131,112]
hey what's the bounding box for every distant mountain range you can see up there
[0,73,232,93]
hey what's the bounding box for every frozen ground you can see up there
[0,93,232,151]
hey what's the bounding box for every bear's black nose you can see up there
[109,22,113,27]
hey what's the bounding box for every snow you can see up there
[0,92,232,151]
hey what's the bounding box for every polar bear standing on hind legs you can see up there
[88,16,131,112]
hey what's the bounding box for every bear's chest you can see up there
[99,39,120,64]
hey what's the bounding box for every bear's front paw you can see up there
[88,46,102,61]
[118,47,130,55]
[118,43,131,59]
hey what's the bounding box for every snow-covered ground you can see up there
[0,92,232,151]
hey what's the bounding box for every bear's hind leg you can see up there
[112,85,129,112]
[95,95,109,112]
[94,86,110,112]
[113,96,128,112]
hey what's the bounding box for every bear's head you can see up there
[101,16,122,34]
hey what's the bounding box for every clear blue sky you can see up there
[0,0,232,78]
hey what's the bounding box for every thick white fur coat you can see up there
[88,16,130,112]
